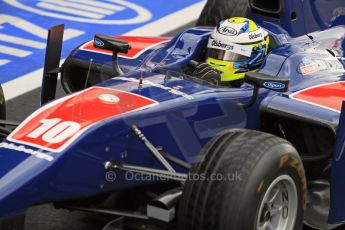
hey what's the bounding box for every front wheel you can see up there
[178,129,307,230]
[257,174,299,229]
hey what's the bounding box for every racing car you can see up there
[0,0,345,230]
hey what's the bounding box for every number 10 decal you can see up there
[8,87,159,152]
[27,118,81,144]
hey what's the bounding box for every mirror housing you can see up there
[245,72,289,92]
[93,34,132,77]
[94,34,131,54]
[239,72,290,108]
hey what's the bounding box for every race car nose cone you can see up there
[98,94,120,104]
[0,151,52,217]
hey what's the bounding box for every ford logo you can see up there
[94,39,104,47]
[218,26,238,36]
[263,82,285,90]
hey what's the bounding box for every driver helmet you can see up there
[206,17,269,82]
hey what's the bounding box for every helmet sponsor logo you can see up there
[263,82,285,90]
[249,32,263,40]
[94,39,104,47]
[208,39,253,57]
[211,39,234,51]
[218,26,238,36]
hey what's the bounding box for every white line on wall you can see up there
[67,0,126,11]
[0,59,11,66]
[36,2,105,19]
[2,1,206,100]
[0,33,46,49]
[39,0,116,16]
[0,45,31,57]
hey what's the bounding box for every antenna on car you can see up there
[84,59,93,89]
[306,34,316,43]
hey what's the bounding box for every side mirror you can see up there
[93,34,131,76]
[239,72,290,108]
[94,34,131,54]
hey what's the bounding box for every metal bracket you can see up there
[65,206,148,220]
[0,120,20,126]
[131,125,176,173]
[105,162,187,182]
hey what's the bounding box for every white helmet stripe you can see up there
[207,38,253,57]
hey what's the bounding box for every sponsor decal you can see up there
[298,57,344,76]
[290,81,345,113]
[210,39,234,51]
[8,87,158,152]
[299,63,319,75]
[218,26,238,36]
[248,32,262,40]
[0,142,54,161]
[207,38,252,57]
[263,82,285,90]
[80,36,170,59]
[94,38,105,47]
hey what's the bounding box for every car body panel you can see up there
[248,0,345,37]
[330,101,345,223]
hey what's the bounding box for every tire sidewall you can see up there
[220,143,306,230]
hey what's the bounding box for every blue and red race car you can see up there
[0,0,345,229]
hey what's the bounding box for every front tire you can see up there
[178,129,306,230]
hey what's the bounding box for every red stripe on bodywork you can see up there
[80,36,170,58]
[290,82,345,112]
[8,87,158,152]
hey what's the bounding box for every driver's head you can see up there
[206,17,269,82]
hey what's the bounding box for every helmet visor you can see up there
[207,48,249,62]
